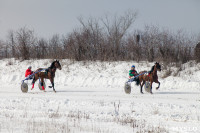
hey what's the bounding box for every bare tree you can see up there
[7,30,16,58]
[15,27,36,60]
[101,10,138,60]
[77,16,105,60]
[0,40,5,58]
[35,38,48,59]
[126,33,141,61]
[48,34,63,59]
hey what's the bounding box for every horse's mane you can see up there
[49,61,55,69]
[149,63,161,73]
[149,65,155,73]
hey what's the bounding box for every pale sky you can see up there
[0,0,200,40]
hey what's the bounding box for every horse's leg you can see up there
[50,78,56,92]
[150,81,153,94]
[140,80,145,94]
[139,77,143,94]
[139,80,142,93]
[31,75,38,90]
[155,80,160,90]
[40,78,46,91]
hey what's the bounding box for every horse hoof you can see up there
[156,87,159,90]
[140,92,144,94]
[150,92,153,94]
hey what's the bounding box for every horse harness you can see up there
[45,67,56,77]
[147,65,159,81]
[146,66,155,81]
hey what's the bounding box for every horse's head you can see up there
[54,60,62,70]
[50,60,61,70]
[155,62,161,71]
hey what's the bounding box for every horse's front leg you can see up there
[50,78,56,93]
[155,80,160,90]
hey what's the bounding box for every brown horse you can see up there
[31,60,62,92]
[138,62,161,94]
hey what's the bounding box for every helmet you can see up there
[28,66,32,69]
[131,65,135,68]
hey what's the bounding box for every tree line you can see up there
[0,11,200,64]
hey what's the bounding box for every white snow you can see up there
[0,59,200,133]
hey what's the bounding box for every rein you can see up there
[128,72,147,82]
[22,68,47,83]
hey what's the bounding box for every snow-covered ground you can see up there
[0,59,200,133]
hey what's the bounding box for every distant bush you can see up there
[195,42,200,62]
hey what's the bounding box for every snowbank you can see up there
[0,59,200,133]
[0,59,200,91]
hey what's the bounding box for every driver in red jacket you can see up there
[25,66,33,78]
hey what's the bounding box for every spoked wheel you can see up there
[21,82,28,93]
[144,81,151,93]
[124,82,131,94]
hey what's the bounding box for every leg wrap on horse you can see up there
[32,83,34,89]
[42,86,45,90]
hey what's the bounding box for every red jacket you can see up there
[25,69,33,77]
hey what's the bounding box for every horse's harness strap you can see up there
[46,67,56,76]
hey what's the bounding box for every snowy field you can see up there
[0,59,200,133]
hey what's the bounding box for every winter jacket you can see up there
[129,70,138,78]
[25,69,33,77]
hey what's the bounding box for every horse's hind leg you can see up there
[140,80,145,94]
[31,75,38,90]
[40,78,45,91]
[150,81,153,94]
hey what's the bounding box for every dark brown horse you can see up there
[31,60,62,92]
[138,62,161,94]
